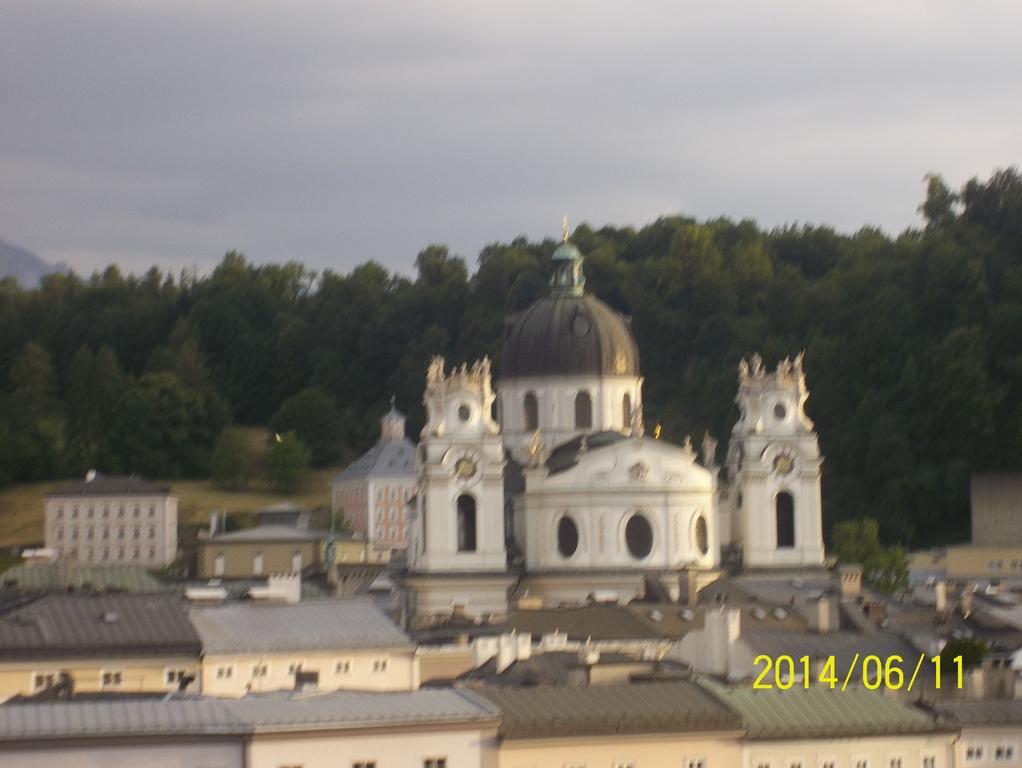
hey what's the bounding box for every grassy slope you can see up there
[0,428,340,548]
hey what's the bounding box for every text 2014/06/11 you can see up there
[753,653,965,692]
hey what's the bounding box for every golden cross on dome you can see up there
[562,213,570,242]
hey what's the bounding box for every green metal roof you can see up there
[704,682,944,739]
[2,563,166,593]
[475,681,743,739]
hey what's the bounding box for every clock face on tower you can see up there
[772,452,795,476]
[455,456,478,480]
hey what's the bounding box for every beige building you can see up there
[476,680,745,768]
[44,472,178,569]
[189,598,419,697]
[972,474,1022,547]
[935,700,1022,768]
[333,401,417,550]
[0,593,201,701]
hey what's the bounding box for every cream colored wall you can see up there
[742,733,955,768]
[247,724,499,768]
[200,647,419,697]
[0,739,243,768]
[197,539,321,578]
[955,725,1022,768]
[45,493,178,568]
[498,731,743,768]
[0,655,199,701]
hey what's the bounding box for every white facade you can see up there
[499,373,643,464]
[517,436,717,574]
[410,356,507,574]
[724,353,825,568]
[45,487,178,569]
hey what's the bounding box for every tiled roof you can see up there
[190,598,412,654]
[932,700,1022,726]
[333,437,415,483]
[47,474,171,497]
[0,699,245,741]
[0,564,166,594]
[476,680,742,738]
[707,683,944,739]
[225,688,499,731]
[0,593,201,659]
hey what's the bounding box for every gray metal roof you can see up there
[334,436,416,483]
[225,688,499,731]
[47,474,172,497]
[740,630,916,677]
[932,700,1022,726]
[0,698,246,741]
[0,593,201,659]
[0,689,498,742]
[203,524,326,543]
[190,597,412,654]
[476,680,742,739]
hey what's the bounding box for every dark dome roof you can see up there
[500,294,640,378]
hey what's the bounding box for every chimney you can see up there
[210,510,219,537]
[496,634,517,673]
[471,636,499,668]
[965,667,985,701]
[680,569,700,607]
[934,581,947,613]
[807,596,835,633]
[837,565,862,599]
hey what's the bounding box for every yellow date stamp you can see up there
[753,653,966,692]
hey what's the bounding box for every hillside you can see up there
[0,238,67,286]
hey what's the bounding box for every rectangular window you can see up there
[820,760,837,768]
[856,759,872,768]
[757,762,773,768]
[967,748,984,763]
[336,659,351,674]
[612,763,635,768]
[253,551,264,575]
[32,672,57,692]
[996,748,1015,762]
[165,668,188,686]
[354,762,377,768]
[923,757,937,768]
[101,670,123,688]
[688,759,706,768]
[288,661,303,674]
[890,759,904,768]
[216,665,233,680]
[372,658,388,673]
[424,760,447,768]
[252,663,269,678]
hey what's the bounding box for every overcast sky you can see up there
[1,1,1020,277]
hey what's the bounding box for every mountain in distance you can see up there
[0,238,68,286]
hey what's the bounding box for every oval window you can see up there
[458,404,471,422]
[774,402,787,420]
[557,516,579,558]
[625,514,653,559]
[694,515,708,556]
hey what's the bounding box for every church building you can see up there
[403,226,825,621]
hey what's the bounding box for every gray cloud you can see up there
[1,0,1020,276]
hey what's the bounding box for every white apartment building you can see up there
[44,472,178,569]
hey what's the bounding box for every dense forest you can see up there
[2,169,1021,548]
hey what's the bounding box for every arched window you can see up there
[524,392,539,431]
[775,492,795,548]
[456,495,477,552]
[694,515,709,556]
[625,513,654,559]
[557,516,579,558]
[575,391,592,429]
[623,393,632,428]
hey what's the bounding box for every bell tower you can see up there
[405,356,513,620]
[725,353,825,568]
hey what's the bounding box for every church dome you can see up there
[501,235,640,380]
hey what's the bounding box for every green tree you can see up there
[6,342,64,481]
[269,387,343,466]
[832,518,909,594]
[210,426,256,489]
[266,431,310,493]
[65,344,127,471]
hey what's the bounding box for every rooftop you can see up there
[189,597,412,654]
[334,435,415,483]
[0,593,201,660]
[475,680,742,739]
[0,563,166,594]
[47,473,172,498]
[707,682,944,739]
[932,700,1022,726]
